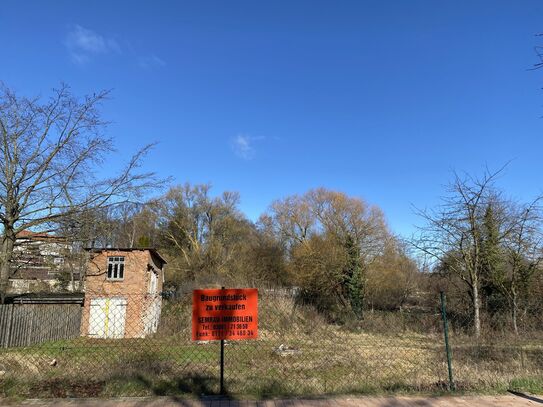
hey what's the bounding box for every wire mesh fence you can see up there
[0,288,542,398]
[440,291,543,393]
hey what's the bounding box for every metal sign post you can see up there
[192,287,258,395]
[220,337,225,394]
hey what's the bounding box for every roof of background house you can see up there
[84,247,167,265]
[16,230,66,241]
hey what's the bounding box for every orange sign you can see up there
[192,288,258,341]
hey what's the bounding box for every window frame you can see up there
[107,256,125,281]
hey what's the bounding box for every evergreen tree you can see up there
[344,235,364,319]
[480,204,506,315]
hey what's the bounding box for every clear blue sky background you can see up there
[2,1,543,237]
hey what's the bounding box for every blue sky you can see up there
[2,1,543,237]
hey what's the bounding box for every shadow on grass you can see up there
[126,373,229,401]
[27,378,106,398]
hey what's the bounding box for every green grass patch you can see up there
[508,377,543,394]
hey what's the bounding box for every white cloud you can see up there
[65,25,120,64]
[138,55,166,70]
[231,134,265,160]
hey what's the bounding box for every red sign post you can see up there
[192,288,258,341]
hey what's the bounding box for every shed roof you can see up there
[6,292,84,305]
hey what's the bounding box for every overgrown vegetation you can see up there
[414,168,543,338]
[69,169,543,340]
[2,84,543,399]
[3,85,541,340]
[1,293,542,399]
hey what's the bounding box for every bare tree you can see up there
[268,188,389,259]
[0,83,160,302]
[413,169,505,337]
[269,194,315,247]
[153,184,245,282]
[366,237,419,311]
[502,198,543,335]
[306,188,388,260]
[531,33,543,70]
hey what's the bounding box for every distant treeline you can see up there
[56,169,543,337]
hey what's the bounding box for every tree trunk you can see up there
[70,265,75,292]
[472,282,481,338]
[0,230,16,304]
[512,288,519,336]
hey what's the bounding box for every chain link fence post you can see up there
[220,286,226,395]
[440,291,455,391]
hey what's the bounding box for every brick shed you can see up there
[81,248,166,339]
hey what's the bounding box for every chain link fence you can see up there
[441,290,543,393]
[0,288,542,398]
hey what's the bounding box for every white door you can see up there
[109,298,127,338]
[88,298,127,338]
[89,298,106,338]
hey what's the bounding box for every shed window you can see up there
[107,256,125,280]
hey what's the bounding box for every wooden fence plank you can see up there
[0,304,82,348]
[0,305,13,347]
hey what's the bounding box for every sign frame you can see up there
[192,287,258,341]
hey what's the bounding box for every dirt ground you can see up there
[2,394,543,407]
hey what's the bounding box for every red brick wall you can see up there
[81,250,163,338]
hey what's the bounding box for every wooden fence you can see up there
[0,304,82,348]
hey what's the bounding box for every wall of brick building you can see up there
[81,249,164,339]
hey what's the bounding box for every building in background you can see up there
[80,248,166,339]
[8,230,82,295]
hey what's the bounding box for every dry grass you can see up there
[1,294,542,398]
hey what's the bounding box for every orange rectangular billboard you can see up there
[192,288,258,341]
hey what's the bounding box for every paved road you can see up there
[3,394,543,407]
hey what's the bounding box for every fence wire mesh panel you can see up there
[0,289,542,398]
[221,290,446,395]
[442,291,543,392]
